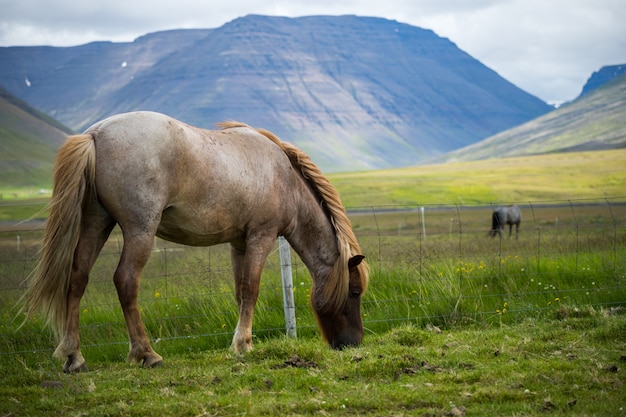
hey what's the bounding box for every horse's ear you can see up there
[348,255,365,269]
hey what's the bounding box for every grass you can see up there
[0,149,625,415]
[3,202,624,358]
[328,149,626,207]
[1,205,624,417]
[1,310,624,416]
[0,197,48,222]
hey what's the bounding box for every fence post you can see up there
[605,198,617,272]
[569,200,580,271]
[279,236,297,338]
[420,206,426,241]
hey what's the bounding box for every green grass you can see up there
[2,202,624,345]
[0,149,625,415]
[0,198,48,222]
[329,149,626,207]
[3,203,624,358]
[1,311,624,416]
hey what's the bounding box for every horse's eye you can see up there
[350,290,361,299]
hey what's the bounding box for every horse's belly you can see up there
[156,208,241,247]
[155,227,232,246]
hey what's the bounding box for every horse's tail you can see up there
[19,133,96,341]
[490,210,500,237]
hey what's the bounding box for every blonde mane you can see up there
[217,121,369,312]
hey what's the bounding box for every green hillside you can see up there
[437,74,626,162]
[0,87,72,195]
[330,149,626,207]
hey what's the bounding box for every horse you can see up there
[20,111,369,373]
[489,205,522,239]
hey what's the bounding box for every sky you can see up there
[1,0,625,104]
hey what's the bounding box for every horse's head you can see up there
[313,255,366,349]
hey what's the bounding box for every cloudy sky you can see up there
[1,0,624,104]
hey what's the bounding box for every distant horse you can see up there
[20,111,368,372]
[489,205,521,239]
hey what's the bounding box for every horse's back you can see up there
[493,207,507,222]
[86,112,296,245]
[509,205,521,224]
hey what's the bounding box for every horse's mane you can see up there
[217,121,369,312]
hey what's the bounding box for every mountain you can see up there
[0,87,73,188]
[435,72,626,163]
[579,64,626,97]
[0,15,552,171]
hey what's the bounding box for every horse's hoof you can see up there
[63,358,89,373]
[75,363,89,373]
[231,337,254,355]
[142,354,164,369]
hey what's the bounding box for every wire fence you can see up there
[0,197,625,355]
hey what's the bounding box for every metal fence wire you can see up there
[0,198,624,354]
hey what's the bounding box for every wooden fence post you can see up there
[279,236,297,338]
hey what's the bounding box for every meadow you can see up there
[329,149,626,207]
[0,149,625,415]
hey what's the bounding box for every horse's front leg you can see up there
[114,233,163,368]
[229,236,275,354]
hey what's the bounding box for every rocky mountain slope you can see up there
[579,64,626,97]
[436,72,626,162]
[0,15,551,171]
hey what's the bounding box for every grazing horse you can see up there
[20,111,368,372]
[489,205,522,239]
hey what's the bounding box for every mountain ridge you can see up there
[579,64,626,97]
[0,68,624,189]
[435,73,626,163]
[0,14,551,171]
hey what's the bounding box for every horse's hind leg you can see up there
[114,230,163,368]
[55,210,115,373]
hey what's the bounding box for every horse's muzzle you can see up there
[330,334,362,350]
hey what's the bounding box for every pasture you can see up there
[1,314,625,416]
[0,148,625,416]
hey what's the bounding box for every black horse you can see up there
[489,205,521,239]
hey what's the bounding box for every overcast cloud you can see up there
[1,0,625,104]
